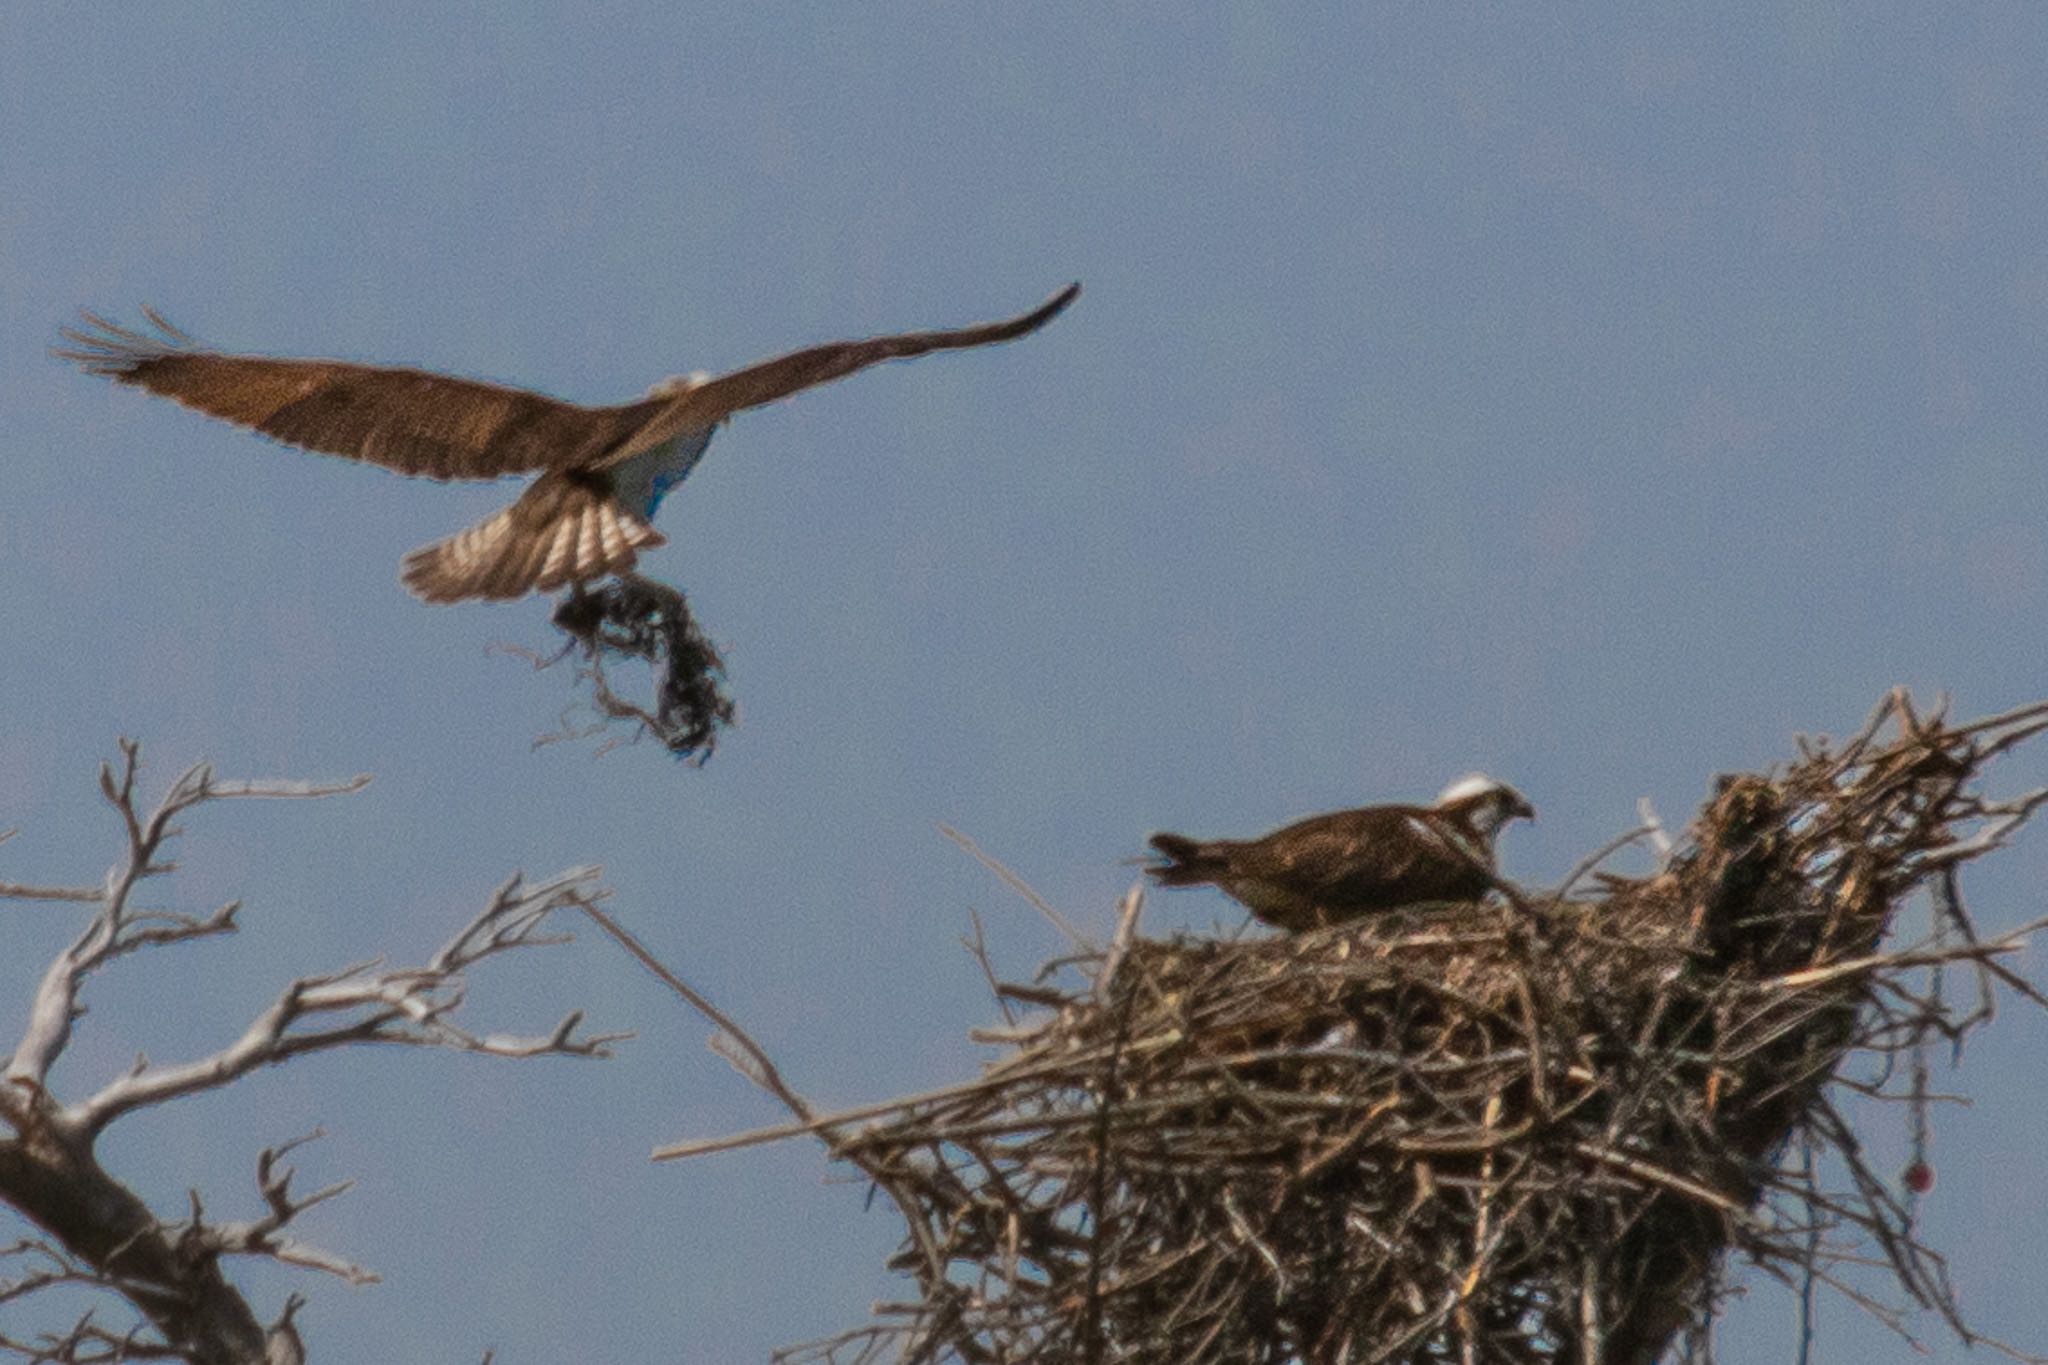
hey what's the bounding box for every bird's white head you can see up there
[646,371,712,399]
[1433,773,1536,838]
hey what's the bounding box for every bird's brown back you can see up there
[1165,805,1497,931]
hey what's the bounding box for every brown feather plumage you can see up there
[608,282,1083,459]
[57,312,656,482]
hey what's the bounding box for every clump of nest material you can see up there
[664,693,2048,1364]
[538,573,736,760]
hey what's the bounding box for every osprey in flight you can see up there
[60,283,1080,603]
[1145,775,1535,932]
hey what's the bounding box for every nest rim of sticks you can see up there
[661,692,2048,1365]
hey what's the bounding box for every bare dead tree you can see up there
[0,741,625,1364]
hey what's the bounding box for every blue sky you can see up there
[4,4,2048,1359]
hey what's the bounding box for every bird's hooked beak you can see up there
[1505,792,1536,823]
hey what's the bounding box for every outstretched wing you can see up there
[58,309,658,482]
[608,282,1082,462]
[399,470,665,603]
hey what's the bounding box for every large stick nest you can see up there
[710,694,2048,1364]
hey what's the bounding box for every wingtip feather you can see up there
[53,307,196,375]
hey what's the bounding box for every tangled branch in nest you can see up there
[665,692,2048,1364]
[531,574,736,761]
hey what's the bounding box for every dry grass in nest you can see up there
[502,573,736,760]
[657,691,2048,1364]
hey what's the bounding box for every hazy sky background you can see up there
[5,5,2048,1360]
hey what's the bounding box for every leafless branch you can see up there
[1549,823,1659,900]
[577,904,955,1307]
[5,742,368,1095]
[1094,882,1146,1000]
[936,823,1089,947]
[0,1310,186,1363]
[171,1136,375,1288]
[0,745,618,1364]
[1,1237,148,1309]
[74,866,623,1133]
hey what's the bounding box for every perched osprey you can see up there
[59,284,1079,603]
[1145,775,1535,932]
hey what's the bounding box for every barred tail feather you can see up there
[400,471,665,604]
